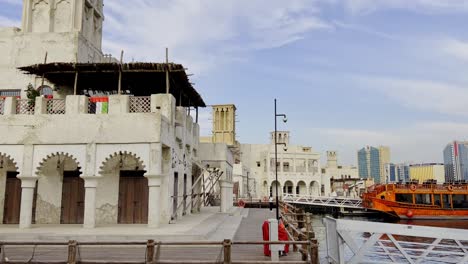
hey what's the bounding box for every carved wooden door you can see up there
[60,171,85,224]
[3,172,21,224]
[118,171,148,224]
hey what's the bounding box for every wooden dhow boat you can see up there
[362,180,468,219]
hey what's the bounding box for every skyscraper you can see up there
[358,146,391,184]
[444,141,468,182]
[358,146,380,183]
[378,146,391,183]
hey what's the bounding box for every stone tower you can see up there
[270,131,290,145]
[212,104,237,146]
[326,151,338,168]
[0,0,106,94]
[21,0,103,50]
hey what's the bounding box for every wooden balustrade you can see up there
[0,239,319,264]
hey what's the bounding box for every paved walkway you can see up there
[0,208,305,262]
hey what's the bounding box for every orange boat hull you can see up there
[363,183,468,219]
[370,197,468,219]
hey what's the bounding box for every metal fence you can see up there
[129,96,151,113]
[0,98,4,115]
[16,99,35,115]
[88,101,96,114]
[46,99,66,114]
[323,217,468,264]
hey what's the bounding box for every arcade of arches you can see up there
[266,180,322,197]
[0,149,194,228]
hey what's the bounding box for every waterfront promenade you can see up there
[0,208,306,262]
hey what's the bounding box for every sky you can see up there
[1,0,468,165]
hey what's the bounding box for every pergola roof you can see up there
[18,62,206,107]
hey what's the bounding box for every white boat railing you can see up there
[323,216,468,264]
[282,194,363,209]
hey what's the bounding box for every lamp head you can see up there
[283,116,288,123]
[283,146,288,152]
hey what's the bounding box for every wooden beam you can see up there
[166,47,170,94]
[73,71,78,95]
[118,50,123,94]
[41,52,48,87]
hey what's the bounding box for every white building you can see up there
[0,0,234,229]
[322,151,360,197]
[241,131,325,199]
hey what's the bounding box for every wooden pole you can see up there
[309,239,319,264]
[166,47,170,94]
[73,71,78,95]
[146,239,155,263]
[67,240,77,264]
[118,50,124,95]
[223,239,231,264]
[41,52,48,87]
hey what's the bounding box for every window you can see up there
[0,89,21,97]
[283,162,290,172]
[396,194,413,203]
[415,194,431,205]
[453,194,468,209]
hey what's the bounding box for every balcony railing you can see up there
[129,96,151,113]
[0,98,4,115]
[1,95,168,116]
[46,99,65,114]
[16,99,35,115]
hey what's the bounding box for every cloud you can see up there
[442,39,468,62]
[0,0,21,5]
[332,20,397,40]
[353,76,468,116]
[0,15,20,27]
[343,0,468,15]
[312,121,468,165]
[102,0,330,75]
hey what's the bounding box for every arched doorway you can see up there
[297,181,306,195]
[35,153,84,224]
[99,151,147,224]
[1,154,20,224]
[284,181,294,195]
[262,181,268,197]
[270,181,281,198]
[310,181,320,196]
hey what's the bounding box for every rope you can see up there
[0,244,6,263]
[77,243,82,262]
[216,244,223,263]
[155,242,161,262]
[25,245,37,263]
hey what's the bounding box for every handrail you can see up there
[0,239,317,264]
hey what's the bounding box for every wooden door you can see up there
[3,172,21,224]
[118,171,148,224]
[60,171,85,224]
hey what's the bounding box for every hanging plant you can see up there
[25,83,40,106]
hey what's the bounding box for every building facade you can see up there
[0,0,236,230]
[322,151,359,196]
[384,163,410,183]
[240,131,325,199]
[378,146,391,183]
[357,146,390,184]
[444,141,468,182]
[358,146,380,183]
[409,163,445,184]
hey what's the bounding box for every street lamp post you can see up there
[274,99,287,220]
